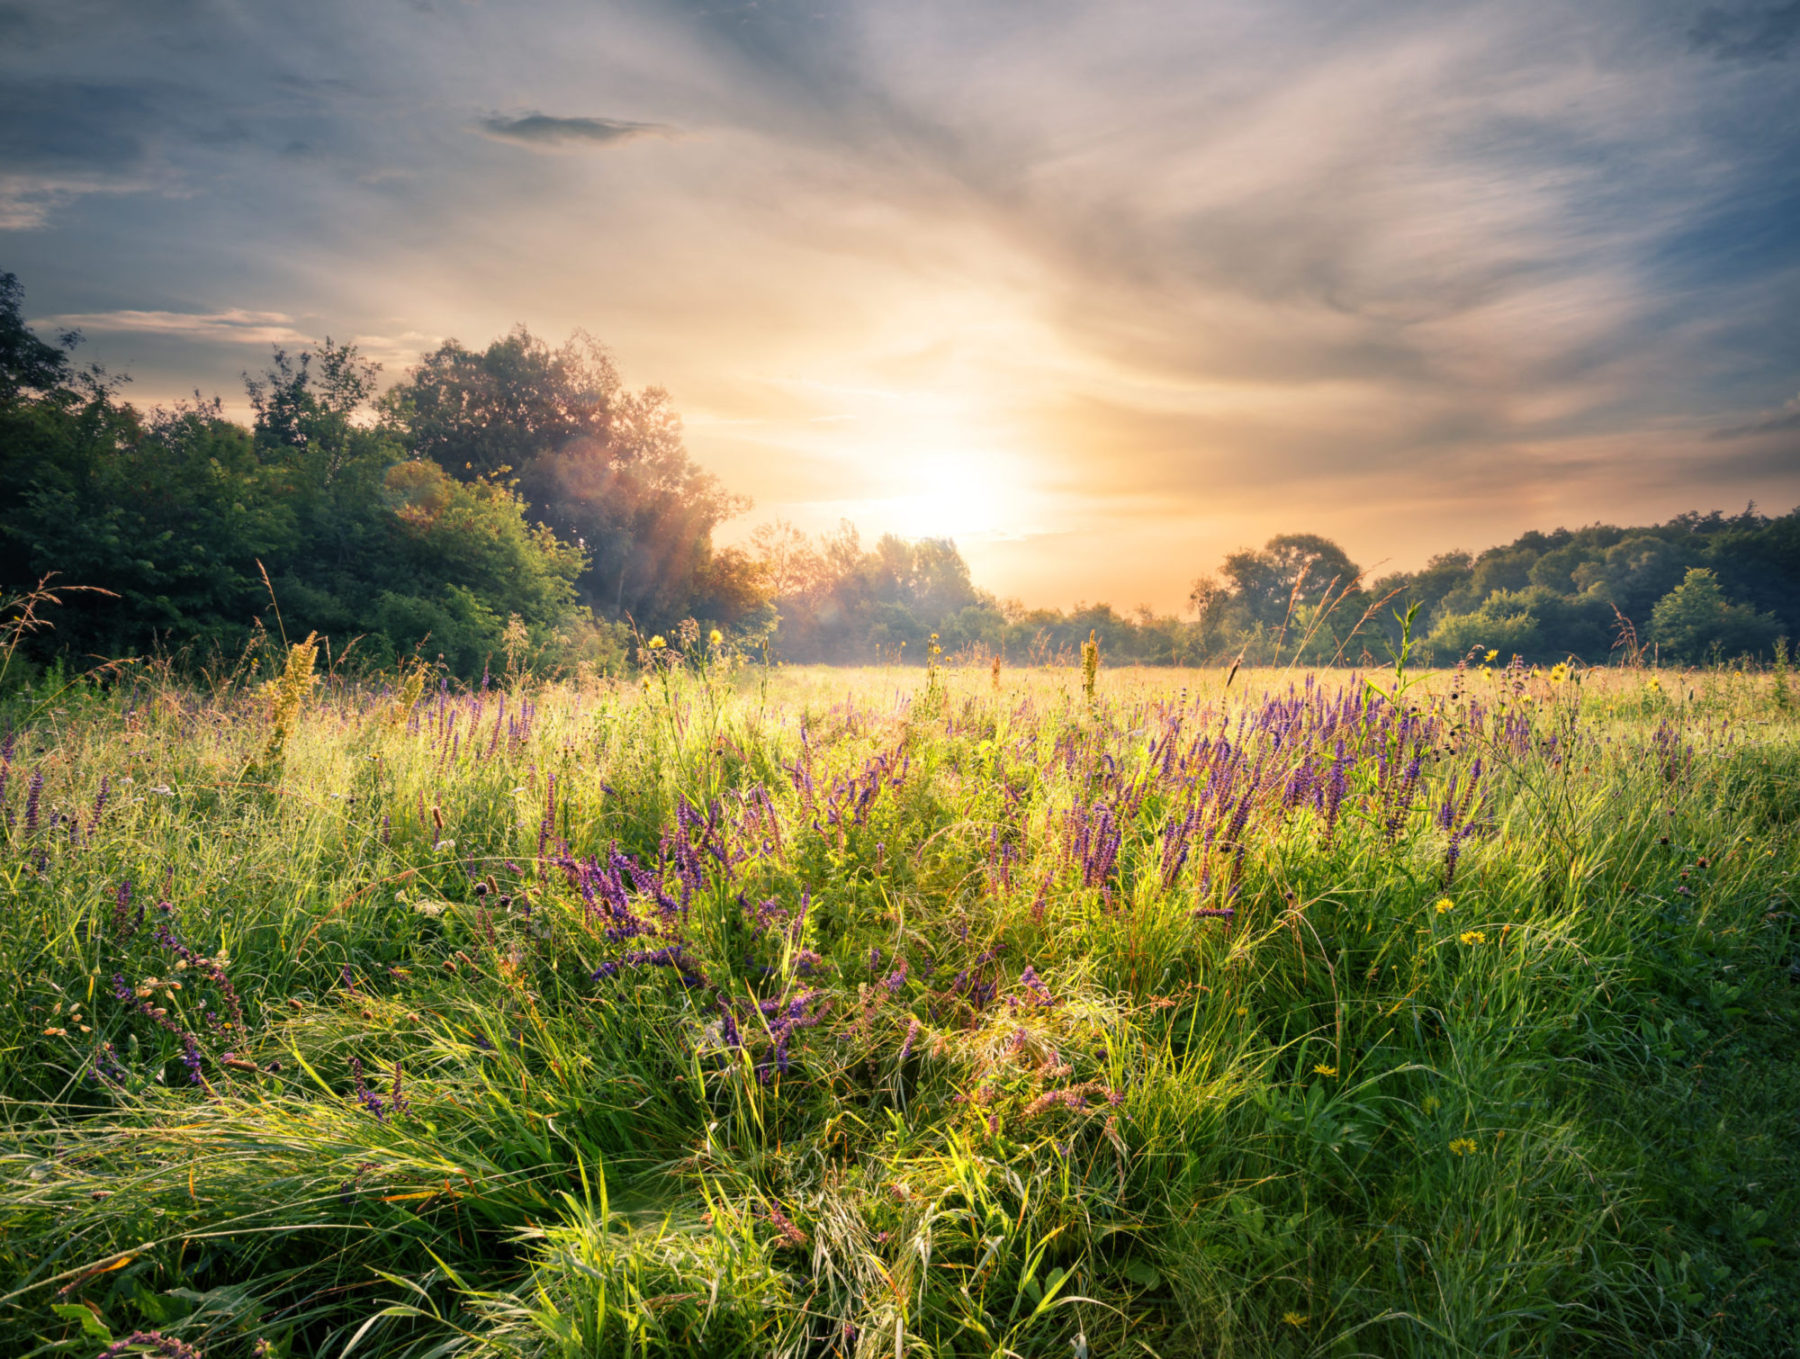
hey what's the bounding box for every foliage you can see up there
[1649,567,1781,663]
[381,328,751,632]
[0,281,610,679]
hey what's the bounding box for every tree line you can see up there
[2,271,1793,678]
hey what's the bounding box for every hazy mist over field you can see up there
[5,0,1799,610]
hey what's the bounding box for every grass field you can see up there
[1,656,1796,1358]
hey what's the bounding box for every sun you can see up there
[875,450,1017,541]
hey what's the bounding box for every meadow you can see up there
[0,652,1795,1358]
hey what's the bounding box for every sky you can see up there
[4,0,1799,612]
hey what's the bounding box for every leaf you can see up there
[51,1303,112,1343]
[1121,1259,1162,1289]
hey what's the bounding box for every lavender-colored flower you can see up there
[113,972,208,1084]
[112,878,137,940]
[25,768,43,834]
[87,1043,129,1087]
[349,1056,386,1122]
[1319,743,1348,837]
[593,943,708,988]
[1019,965,1055,1005]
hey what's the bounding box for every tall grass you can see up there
[0,657,1793,1357]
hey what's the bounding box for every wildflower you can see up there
[1459,930,1486,945]
[765,1202,808,1248]
[1423,1095,1441,1113]
[1549,662,1570,683]
[1019,964,1055,1004]
[1434,897,1454,914]
[1282,1313,1309,1327]
[1235,1006,1248,1017]
[95,1332,204,1359]
[348,1056,386,1122]
[1449,1136,1477,1156]
[649,635,667,649]
[709,628,723,646]
[1313,1063,1338,1077]
[1484,650,1498,663]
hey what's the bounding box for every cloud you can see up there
[0,171,154,229]
[29,308,311,346]
[1689,2,1800,62]
[476,112,674,149]
[1710,395,1800,438]
[5,0,1798,608]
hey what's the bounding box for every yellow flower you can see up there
[1313,1063,1338,1077]
[649,635,667,649]
[1484,650,1498,663]
[1434,898,1455,914]
[709,628,723,646]
[1235,1006,1248,1017]
[1422,1095,1441,1113]
[1449,1137,1477,1156]
[1459,930,1486,946]
[1282,1313,1309,1327]
[1549,662,1570,683]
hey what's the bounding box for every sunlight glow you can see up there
[874,450,1019,541]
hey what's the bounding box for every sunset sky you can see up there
[5,0,1798,611]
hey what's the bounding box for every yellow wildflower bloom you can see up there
[1282,1313,1309,1327]
[649,635,667,649]
[1459,930,1486,946]
[1435,898,1455,914]
[1314,1064,1338,1077]
[1449,1137,1477,1156]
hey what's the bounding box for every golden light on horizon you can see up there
[862,448,1022,542]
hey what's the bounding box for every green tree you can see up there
[1649,568,1779,662]
[385,329,750,630]
[1219,534,1361,627]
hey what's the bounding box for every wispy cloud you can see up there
[0,171,151,230]
[1711,394,1800,438]
[30,308,311,346]
[476,113,675,150]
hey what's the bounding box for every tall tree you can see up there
[385,329,749,628]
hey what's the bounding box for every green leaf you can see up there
[51,1303,112,1344]
[1121,1259,1161,1289]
